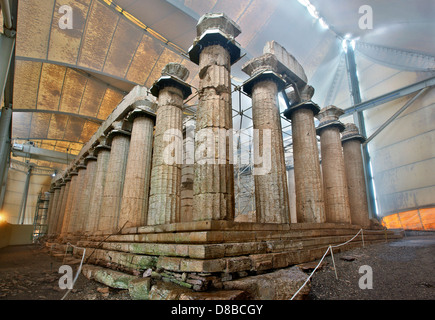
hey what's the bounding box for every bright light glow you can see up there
[319,18,329,29]
[306,4,319,19]
[342,39,348,52]
[0,214,5,223]
[350,39,356,50]
[344,33,352,39]
[297,0,310,7]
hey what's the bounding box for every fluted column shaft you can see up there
[317,106,351,224]
[290,107,325,223]
[76,158,98,233]
[52,183,66,236]
[250,80,289,223]
[87,146,111,233]
[119,115,154,228]
[98,132,130,233]
[47,187,60,236]
[148,87,184,225]
[67,165,86,234]
[55,179,70,235]
[342,124,370,228]
[60,173,78,236]
[192,45,235,221]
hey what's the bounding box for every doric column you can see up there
[284,85,326,223]
[86,142,111,233]
[67,162,87,234]
[52,180,66,236]
[60,170,78,237]
[180,118,195,222]
[45,188,55,233]
[241,53,289,223]
[341,123,371,228]
[188,13,241,221]
[98,124,131,233]
[148,63,192,225]
[55,176,71,235]
[316,106,351,224]
[75,155,98,233]
[47,184,60,236]
[118,101,156,229]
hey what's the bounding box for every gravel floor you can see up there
[307,234,435,300]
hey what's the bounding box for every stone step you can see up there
[84,227,393,244]
[76,232,399,260]
[74,235,399,275]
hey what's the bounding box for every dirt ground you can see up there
[0,233,434,301]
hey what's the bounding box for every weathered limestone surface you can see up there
[99,131,131,233]
[342,123,371,228]
[119,112,155,229]
[45,189,55,234]
[285,86,325,223]
[55,179,70,235]
[76,157,97,233]
[316,106,351,224]
[180,118,195,222]
[191,14,240,222]
[148,64,189,225]
[60,172,78,236]
[223,266,310,300]
[242,54,290,224]
[52,183,66,236]
[47,187,60,236]
[67,164,87,234]
[86,145,111,233]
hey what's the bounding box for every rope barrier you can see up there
[290,228,364,300]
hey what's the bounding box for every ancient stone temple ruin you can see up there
[45,13,399,300]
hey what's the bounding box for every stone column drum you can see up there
[55,177,71,235]
[45,188,55,234]
[188,13,241,221]
[52,181,66,237]
[86,143,111,233]
[118,102,156,229]
[60,171,78,237]
[148,63,192,225]
[68,163,87,234]
[242,53,290,224]
[341,123,371,228]
[76,156,98,233]
[180,118,195,222]
[284,85,325,223]
[316,106,351,224]
[47,184,61,236]
[98,126,131,233]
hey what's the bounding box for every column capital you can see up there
[150,63,192,99]
[241,53,286,96]
[69,170,78,176]
[126,100,156,122]
[106,129,131,145]
[283,85,319,118]
[188,13,241,65]
[341,123,366,143]
[84,155,98,165]
[93,144,111,156]
[316,105,345,134]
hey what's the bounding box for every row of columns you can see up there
[45,12,371,239]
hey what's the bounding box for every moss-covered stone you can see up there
[128,278,152,300]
